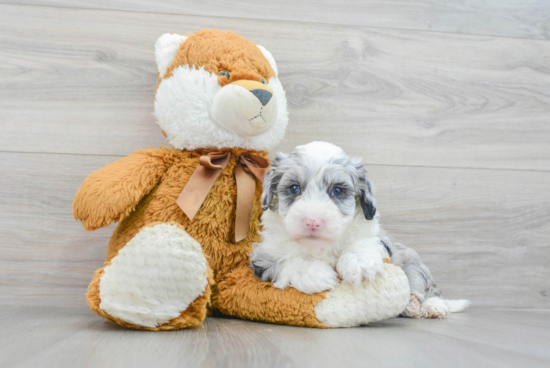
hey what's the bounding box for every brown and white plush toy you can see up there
[73,29,410,330]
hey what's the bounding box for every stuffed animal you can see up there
[73,29,410,330]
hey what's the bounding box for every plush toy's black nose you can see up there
[250,89,273,106]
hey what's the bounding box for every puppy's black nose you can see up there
[250,89,273,106]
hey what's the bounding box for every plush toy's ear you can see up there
[257,45,278,77]
[155,33,187,78]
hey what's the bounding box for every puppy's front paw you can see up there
[289,261,338,295]
[337,252,385,286]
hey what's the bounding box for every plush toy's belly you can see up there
[105,148,266,283]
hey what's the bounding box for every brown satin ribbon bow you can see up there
[176,151,269,242]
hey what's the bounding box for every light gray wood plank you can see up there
[1,152,548,308]
[0,260,103,308]
[1,307,549,368]
[0,152,118,263]
[1,4,550,170]
[0,152,117,307]
[389,309,550,362]
[2,0,550,40]
[1,307,100,367]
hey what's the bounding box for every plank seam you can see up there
[1,150,550,173]
[0,2,548,43]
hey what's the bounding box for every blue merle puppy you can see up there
[250,141,470,318]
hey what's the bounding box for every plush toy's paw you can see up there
[421,297,450,319]
[276,260,338,295]
[87,223,211,330]
[216,263,410,328]
[336,252,385,285]
[314,263,410,327]
[400,294,423,318]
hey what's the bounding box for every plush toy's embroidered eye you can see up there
[218,70,230,79]
[261,77,266,84]
[290,185,301,195]
[331,187,343,198]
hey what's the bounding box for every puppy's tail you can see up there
[445,299,471,313]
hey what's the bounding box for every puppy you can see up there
[250,141,470,318]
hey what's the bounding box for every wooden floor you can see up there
[1,308,549,368]
[1,0,550,366]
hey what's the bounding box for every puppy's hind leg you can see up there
[389,242,435,318]
[390,242,470,319]
[401,294,422,318]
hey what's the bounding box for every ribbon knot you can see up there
[176,151,269,242]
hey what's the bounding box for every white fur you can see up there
[153,33,288,151]
[155,33,187,78]
[401,294,471,319]
[283,200,346,245]
[252,141,469,322]
[446,299,471,313]
[275,142,367,248]
[257,45,278,76]
[401,294,423,318]
[314,263,410,327]
[259,210,388,295]
[251,142,411,326]
[253,142,389,294]
[98,224,209,328]
[404,295,470,319]
[272,256,339,294]
[422,297,450,319]
[391,242,471,319]
[336,238,386,285]
[154,66,288,151]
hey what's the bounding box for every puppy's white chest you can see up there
[301,246,339,267]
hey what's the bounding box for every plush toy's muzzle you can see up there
[210,79,277,137]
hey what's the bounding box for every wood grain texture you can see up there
[1,152,548,308]
[1,2,549,315]
[1,307,550,368]
[2,0,550,40]
[1,4,550,170]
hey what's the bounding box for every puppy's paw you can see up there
[337,252,385,286]
[289,261,338,295]
[272,278,291,291]
[421,297,449,319]
[400,294,423,318]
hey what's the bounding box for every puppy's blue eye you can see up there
[331,187,343,198]
[290,185,301,195]
[261,77,266,84]
[218,70,230,79]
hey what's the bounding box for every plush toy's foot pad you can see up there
[314,263,410,328]
[400,294,423,318]
[95,223,210,329]
[216,263,409,329]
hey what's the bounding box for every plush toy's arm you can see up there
[73,149,169,230]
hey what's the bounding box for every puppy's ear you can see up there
[261,152,288,211]
[261,170,277,211]
[352,158,377,220]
